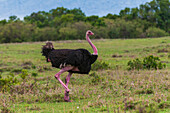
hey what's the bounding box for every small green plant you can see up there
[135,89,154,94]
[168,54,170,59]
[31,64,36,69]
[19,69,28,80]
[158,102,170,109]
[31,72,38,78]
[127,55,166,70]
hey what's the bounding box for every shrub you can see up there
[0,22,35,43]
[145,27,168,38]
[67,21,92,39]
[106,19,144,38]
[143,55,166,69]
[127,58,143,70]
[59,27,77,40]
[127,55,166,70]
[0,73,18,91]
[33,27,59,41]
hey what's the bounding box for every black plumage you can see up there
[42,30,97,102]
[42,42,98,74]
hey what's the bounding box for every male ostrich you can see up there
[41,30,98,102]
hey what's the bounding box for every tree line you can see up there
[0,0,169,43]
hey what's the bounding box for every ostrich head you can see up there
[42,41,54,49]
[86,30,94,36]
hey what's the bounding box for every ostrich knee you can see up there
[54,73,70,92]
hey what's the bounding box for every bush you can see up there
[106,19,144,38]
[67,21,92,39]
[127,55,166,70]
[59,27,77,40]
[0,73,19,91]
[33,27,59,41]
[127,58,143,70]
[143,55,166,70]
[0,22,35,43]
[145,27,168,38]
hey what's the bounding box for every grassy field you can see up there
[0,37,170,113]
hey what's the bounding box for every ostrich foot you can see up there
[64,91,71,102]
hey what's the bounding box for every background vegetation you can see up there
[0,0,170,43]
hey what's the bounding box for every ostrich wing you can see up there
[49,49,74,68]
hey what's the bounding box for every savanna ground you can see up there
[0,37,170,113]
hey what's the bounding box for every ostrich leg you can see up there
[64,72,72,102]
[65,72,72,86]
[54,66,74,93]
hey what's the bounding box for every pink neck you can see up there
[86,34,98,55]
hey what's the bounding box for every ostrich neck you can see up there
[86,34,98,55]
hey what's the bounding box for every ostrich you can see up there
[41,30,98,102]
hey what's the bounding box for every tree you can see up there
[50,7,68,18]
[104,13,119,19]
[69,8,85,16]
[61,14,75,23]
[138,0,170,31]
[0,19,7,25]
[68,8,86,21]
[24,11,50,28]
[119,7,130,17]
[85,16,105,26]
[8,15,19,22]
[130,7,139,19]
[156,0,170,32]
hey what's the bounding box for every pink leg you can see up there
[65,72,72,86]
[64,72,72,102]
[54,66,74,92]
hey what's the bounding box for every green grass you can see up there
[0,37,170,113]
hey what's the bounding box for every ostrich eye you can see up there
[88,32,91,34]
